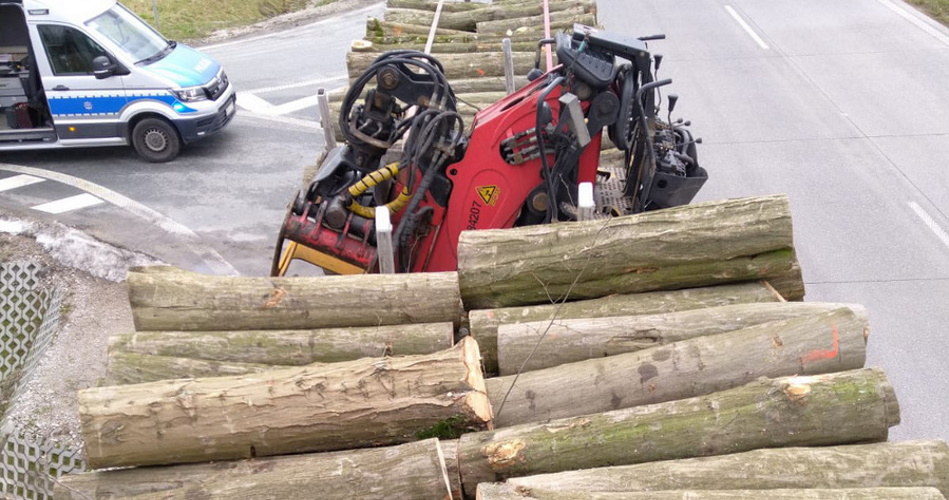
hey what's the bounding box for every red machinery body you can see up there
[272,27,706,276]
[402,71,602,272]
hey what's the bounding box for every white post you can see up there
[424,0,445,54]
[578,182,595,221]
[375,207,396,274]
[151,0,161,31]
[502,38,515,94]
[317,88,336,151]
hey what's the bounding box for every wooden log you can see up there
[442,438,464,500]
[456,194,805,309]
[365,32,550,46]
[106,352,282,385]
[79,337,492,469]
[384,1,596,32]
[387,0,489,12]
[384,8,480,31]
[366,17,469,39]
[109,322,455,365]
[352,38,540,54]
[470,281,784,375]
[127,266,464,331]
[458,368,900,498]
[55,438,453,499]
[476,484,947,500]
[486,307,867,426]
[496,302,864,375]
[503,440,949,496]
[347,51,536,80]
[477,9,596,34]
[386,0,588,13]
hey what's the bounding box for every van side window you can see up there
[38,25,108,76]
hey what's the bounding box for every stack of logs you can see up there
[325,0,599,140]
[54,194,949,499]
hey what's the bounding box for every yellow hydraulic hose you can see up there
[347,162,413,218]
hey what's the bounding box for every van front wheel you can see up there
[132,118,181,163]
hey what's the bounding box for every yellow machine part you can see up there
[273,241,367,276]
[273,163,413,276]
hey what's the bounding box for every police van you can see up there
[0,0,235,162]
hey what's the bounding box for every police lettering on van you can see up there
[0,0,235,162]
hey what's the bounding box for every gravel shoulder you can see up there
[1,217,160,451]
[0,0,379,453]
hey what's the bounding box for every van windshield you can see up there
[86,4,169,64]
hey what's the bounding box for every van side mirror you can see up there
[92,56,116,79]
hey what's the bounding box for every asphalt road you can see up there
[1,0,947,441]
[0,3,385,276]
[597,0,949,441]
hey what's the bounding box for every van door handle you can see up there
[52,85,69,91]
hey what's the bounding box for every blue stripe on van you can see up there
[48,94,197,116]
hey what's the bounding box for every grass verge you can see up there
[904,0,949,26]
[123,0,319,42]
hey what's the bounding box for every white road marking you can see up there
[238,110,323,130]
[32,193,104,214]
[724,5,770,50]
[909,201,949,249]
[877,0,949,47]
[237,92,276,115]
[272,94,321,116]
[239,92,324,117]
[0,163,239,276]
[0,174,45,192]
[246,75,348,95]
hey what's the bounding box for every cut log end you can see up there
[460,336,495,427]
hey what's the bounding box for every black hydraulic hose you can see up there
[393,111,464,271]
[339,52,456,146]
[534,76,566,223]
[631,78,672,210]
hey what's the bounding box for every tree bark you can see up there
[470,281,783,375]
[503,440,949,496]
[366,17,469,39]
[347,51,536,80]
[109,322,455,365]
[79,337,492,469]
[365,32,550,46]
[55,438,452,499]
[384,1,596,32]
[476,484,947,500]
[106,352,282,385]
[387,0,489,12]
[458,368,899,498]
[353,38,540,54]
[387,0,595,13]
[486,307,867,426]
[476,10,596,34]
[127,266,464,331]
[456,194,805,310]
[497,302,863,375]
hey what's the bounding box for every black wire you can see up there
[393,110,465,271]
[339,51,457,147]
[534,76,566,223]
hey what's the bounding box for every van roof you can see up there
[14,0,116,23]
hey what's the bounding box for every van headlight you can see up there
[173,86,207,102]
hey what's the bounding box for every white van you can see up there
[0,0,235,162]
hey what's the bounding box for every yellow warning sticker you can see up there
[477,185,500,206]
